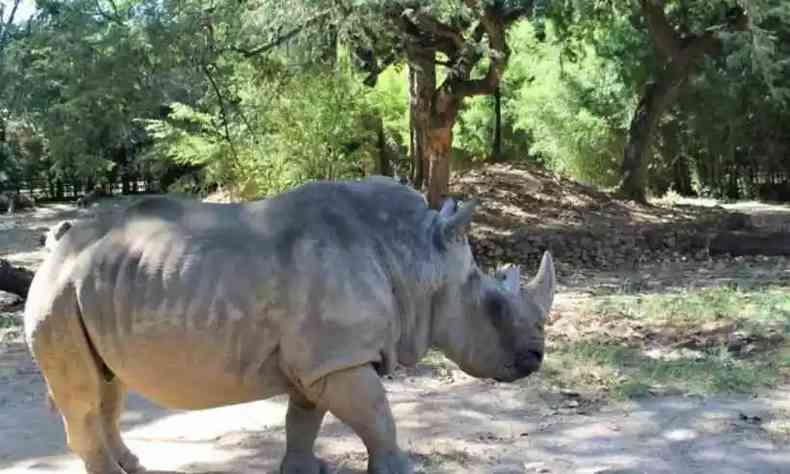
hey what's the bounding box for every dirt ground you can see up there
[1,198,789,474]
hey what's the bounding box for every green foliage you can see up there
[454,95,497,161]
[370,65,409,149]
[144,59,379,198]
[143,103,234,186]
[1,0,789,202]
[507,21,634,186]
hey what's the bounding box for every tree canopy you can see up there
[0,0,788,203]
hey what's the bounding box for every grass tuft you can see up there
[544,285,790,399]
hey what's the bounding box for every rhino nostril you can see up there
[515,350,544,372]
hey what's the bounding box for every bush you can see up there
[144,61,381,199]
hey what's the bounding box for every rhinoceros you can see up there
[24,177,555,474]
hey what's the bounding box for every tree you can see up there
[545,0,790,202]
[136,1,541,206]
[616,1,749,203]
[384,2,536,208]
[282,1,540,208]
[1,0,206,194]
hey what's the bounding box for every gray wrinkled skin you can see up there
[24,177,556,474]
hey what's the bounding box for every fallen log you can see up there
[709,231,790,257]
[0,259,33,298]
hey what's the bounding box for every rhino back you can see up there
[66,180,442,406]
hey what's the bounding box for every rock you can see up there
[0,290,22,309]
[0,193,35,214]
[0,260,33,298]
[523,462,551,473]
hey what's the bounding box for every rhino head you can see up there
[431,198,555,383]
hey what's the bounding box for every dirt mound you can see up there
[449,162,750,271]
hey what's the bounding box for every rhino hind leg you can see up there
[29,291,130,474]
[313,365,413,474]
[280,394,329,474]
[100,380,142,473]
[35,348,127,474]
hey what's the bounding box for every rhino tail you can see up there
[43,220,73,251]
[66,289,116,385]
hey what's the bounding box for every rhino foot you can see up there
[280,452,328,474]
[84,460,127,474]
[367,452,413,474]
[117,451,142,473]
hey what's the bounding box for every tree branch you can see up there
[201,63,239,162]
[665,6,749,73]
[640,0,683,60]
[94,0,125,26]
[445,5,516,98]
[229,10,332,58]
[0,0,22,54]
[401,8,464,57]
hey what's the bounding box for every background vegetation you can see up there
[0,0,788,204]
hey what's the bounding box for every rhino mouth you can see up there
[496,351,543,382]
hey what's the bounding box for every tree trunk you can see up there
[0,259,33,298]
[617,76,682,203]
[425,125,453,209]
[492,85,502,161]
[617,0,740,203]
[407,47,436,190]
[375,116,393,176]
[672,154,694,195]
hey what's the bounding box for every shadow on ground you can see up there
[3,343,788,474]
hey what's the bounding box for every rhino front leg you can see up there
[317,365,413,474]
[280,393,328,474]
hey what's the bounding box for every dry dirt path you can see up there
[1,199,789,474]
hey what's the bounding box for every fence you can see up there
[0,178,161,201]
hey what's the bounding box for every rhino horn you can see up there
[525,251,556,318]
[501,264,521,294]
[439,198,479,242]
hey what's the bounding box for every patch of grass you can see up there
[544,341,780,400]
[0,313,20,328]
[421,349,448,367]
[588,286,790,331]
[545,285,790,399]
[412,449,473,473]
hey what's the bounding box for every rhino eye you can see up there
[484,294,508,327]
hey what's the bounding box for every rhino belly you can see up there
[103,326,288,409]
[79,238,291,409]
[89,316,289,410]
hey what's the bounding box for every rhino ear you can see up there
[503,264,521,294]
[525,251,556,318]
[439,198,457,219]
[439,199,479,242]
